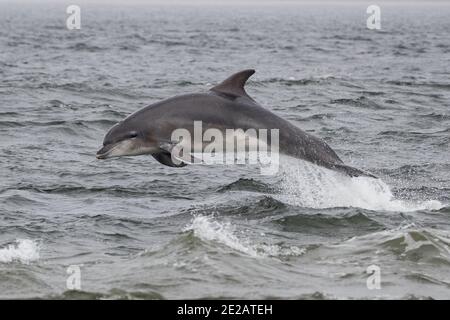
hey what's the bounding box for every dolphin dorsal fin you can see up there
[210,69,255,99]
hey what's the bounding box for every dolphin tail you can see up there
[327,163,377,178]
[335,164,377,178]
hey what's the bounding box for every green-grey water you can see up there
[0,3,449,299]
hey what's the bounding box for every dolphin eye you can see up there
[129,132,138,138]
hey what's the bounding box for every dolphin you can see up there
[96,69,375,178]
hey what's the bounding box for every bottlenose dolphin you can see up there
[96,69,375,178]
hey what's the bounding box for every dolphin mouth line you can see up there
[96,143,119,159]
[96,152,108,160]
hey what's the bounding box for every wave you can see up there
[329,224,450,265]
[385,80,450,90]
[0,183,164,198]
[276,158,444,212]
[67,43,106,52]
[420,112,450,121]
[217,178,275,193]
[0,239,40,264]
[257,75,336,86]
[262,78,321,86]
[379,164,439,180]
[393,186,450,202]
[44,289,165,300]
[297,113,336,121]
[323,35,374,42]
[188,195,286,219]
[272,211,384,237]
[184,215,305,258]
[0,119,117,134]
[330,96,385,109]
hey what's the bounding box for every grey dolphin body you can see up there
[96,70,375,178]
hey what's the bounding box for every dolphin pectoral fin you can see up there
[158,141,203,165]
[330,163,377,178]
[152,151,187,168]
[159,141,176,153]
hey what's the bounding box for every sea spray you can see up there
[276,158,443,212]
[184,215,305,258]
[0,239,40,264]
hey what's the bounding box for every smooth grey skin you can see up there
[96,69,375,178]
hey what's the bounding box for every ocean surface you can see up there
[0,3,449,299]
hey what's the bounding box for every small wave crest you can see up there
[0,239,40,264]
[184,215,305,258]
[335,224,450,264]
[277,159,444,212]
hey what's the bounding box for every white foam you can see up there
[277,159,444,212]
[184,215,305,258]
[0,239,40,264]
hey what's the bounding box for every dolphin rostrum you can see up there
[96,69,375,178]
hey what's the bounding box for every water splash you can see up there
[0,239,40,264]
[276,159,443,212]
[184,215,305,258]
